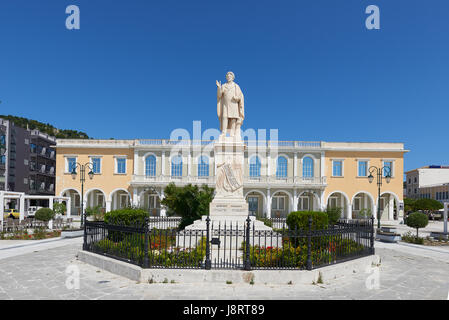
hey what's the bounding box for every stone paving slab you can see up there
[0,241,447,300]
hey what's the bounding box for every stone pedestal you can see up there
[185,136,271,231]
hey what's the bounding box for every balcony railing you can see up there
[244,176,327,185]
[136,139,322,148]
[138,139,215,146]
[132,175,326,186]
[132,175,216,184]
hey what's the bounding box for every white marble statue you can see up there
[216,71,244,139]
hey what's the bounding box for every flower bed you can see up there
[91,234,206,268]
[0,229,61,240]
[244,237,366,269]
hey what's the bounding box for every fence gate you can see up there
[207,219,248,269]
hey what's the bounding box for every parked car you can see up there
[27,206,42,218]
[4,209,20,219]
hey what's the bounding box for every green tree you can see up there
[53,202,66,216]
[406,211,429,239]
[403,198,416,213]
[325,206,342,224]
[413,198,443,214]
[161,183,214,230]
[0,114,90,139]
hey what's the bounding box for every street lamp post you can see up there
[71,162,94,227]
[368,166,391,229]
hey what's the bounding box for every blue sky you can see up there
[0,0,448,173]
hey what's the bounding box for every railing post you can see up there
[370,215,375,255]
[307,216,312,270]
[143,217,149,268]
[244,215,251,271]
[205,215,211,270]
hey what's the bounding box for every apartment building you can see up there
[55,139,407,222]
[0,118,56,195]
[405,165,449,203]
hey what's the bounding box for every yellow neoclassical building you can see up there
[55,139,407,222]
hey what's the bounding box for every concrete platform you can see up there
[77,250,380,285]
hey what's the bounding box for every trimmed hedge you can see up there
[35,208,55,222]
[286,211,328,231]
[104,208,148,226]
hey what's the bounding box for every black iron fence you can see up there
[84,216,374,270]
[148,216,181,229]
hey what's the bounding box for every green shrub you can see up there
[406,211,428,239]
[326,207,341,225]
[92,236,207,268]
[357,208,372,219]
[35,208,55,222]
[401,231,424,244]
[104,208,148,226]
[245,237,364,269]
[286,211,328,232]
[86,205,104,221]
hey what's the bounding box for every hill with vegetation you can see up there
[0,115,90,139]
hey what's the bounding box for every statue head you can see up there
[226,71,235,82]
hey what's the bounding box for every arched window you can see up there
[303,157,314,178]
[198,156,209,177]
[171,155,182,177]
[145,155,156,177]
[276,156,287,178]
[249,156,261,178]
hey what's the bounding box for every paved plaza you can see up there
[0,235,448,300]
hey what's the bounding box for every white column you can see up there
[320,190,325,211]
[133,188,139,207]
[106,200,112,213]
[19,194,25,221]
[293,189,298,212]
[388,196,394,220]
[161,151,166,177]
[343,194,351,219]
[67,197,71,218]
[188,153,192,177]
[0,192,4,231]
[134,150,139,175]
[293,153,298,179]
[320,151,325,178]
[266,189,271,218]
[267,150,271,177]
